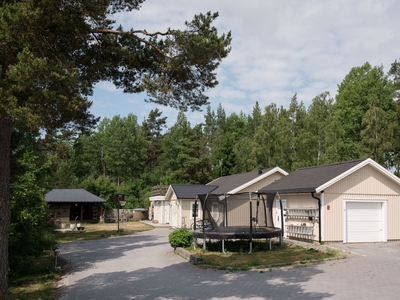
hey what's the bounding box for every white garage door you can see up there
[346,202,383,243]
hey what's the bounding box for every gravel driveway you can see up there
[58,228,400,300]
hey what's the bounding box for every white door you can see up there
[171,202,178,228]
[346,202,383,243]
[164,201,170,224]
[154,202,161,222]
[275,199,287,232]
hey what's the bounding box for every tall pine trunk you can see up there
[0,117,11,300]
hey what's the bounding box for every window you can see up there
[211,204,219,222]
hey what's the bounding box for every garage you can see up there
[258,158,400,243]
[345,201,385,243]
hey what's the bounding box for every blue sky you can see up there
[89,0,400,129]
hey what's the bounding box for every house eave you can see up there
[315,158,400,193]
[256,188,317,194]
[150,196,165,201]
[229,167,288,194]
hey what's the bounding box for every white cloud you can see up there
[96,81,119,92]
[89,0,400,128]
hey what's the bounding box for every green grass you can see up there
[187,239,342,270]
[51,221,154,243]
[8,252,65,300]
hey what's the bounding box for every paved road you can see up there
[58,228,400,300]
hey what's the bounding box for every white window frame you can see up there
[211,204,219,222]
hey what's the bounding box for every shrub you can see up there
[9,151,57,276]
[168,227,193,249]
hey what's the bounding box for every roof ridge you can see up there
[213,167,273,179]
[296,158,367,171]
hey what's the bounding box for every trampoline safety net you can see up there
[192,192,282,241]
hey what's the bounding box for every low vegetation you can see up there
[185,239,342,271]
[8,221,154,299]
[7,251,66,300]
[52,221,154,243]
[168,227,194,249]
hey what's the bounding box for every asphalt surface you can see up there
[58,227,400,300]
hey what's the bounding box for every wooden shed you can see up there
[45,188,106,224]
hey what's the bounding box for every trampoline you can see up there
[192,192,282,253]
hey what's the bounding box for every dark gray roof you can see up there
[170,184,218,199]
[45,189,106,203]
[258,159,367,194]
[207,168,274,194]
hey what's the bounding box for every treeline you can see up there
[8,61,399,274]
[22,61,398,211]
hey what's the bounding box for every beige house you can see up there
[257,158,400,243]
[149,167,288,228]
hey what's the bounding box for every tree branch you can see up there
[91,29,173,59]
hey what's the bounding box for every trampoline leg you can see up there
[248,241,252,254]
[203,238,206,251]
[194,237,197,250]
[268,238,272,250]
[222,240,226,254]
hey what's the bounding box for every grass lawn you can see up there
[8,221,155,300]
[8,252,66,300]
[52,221,154,243]
[187,239,343,271]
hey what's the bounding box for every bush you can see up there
[168,227,193,249]
[9,151,58,276]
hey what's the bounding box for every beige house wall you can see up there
[213,194,267,227]
[323,165,400,242]
[177,194,269,228]
[180,199,204,228]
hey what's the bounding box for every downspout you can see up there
[311,192,322,244]
[277,192,284,236]
[224,193,228,226]
[249,192,253,254]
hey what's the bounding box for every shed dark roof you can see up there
[170,184,218,199]
[208,168,275,194]
[45,189,106,203]
[258,159,367,194]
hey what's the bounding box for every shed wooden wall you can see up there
[48,203,70,224]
